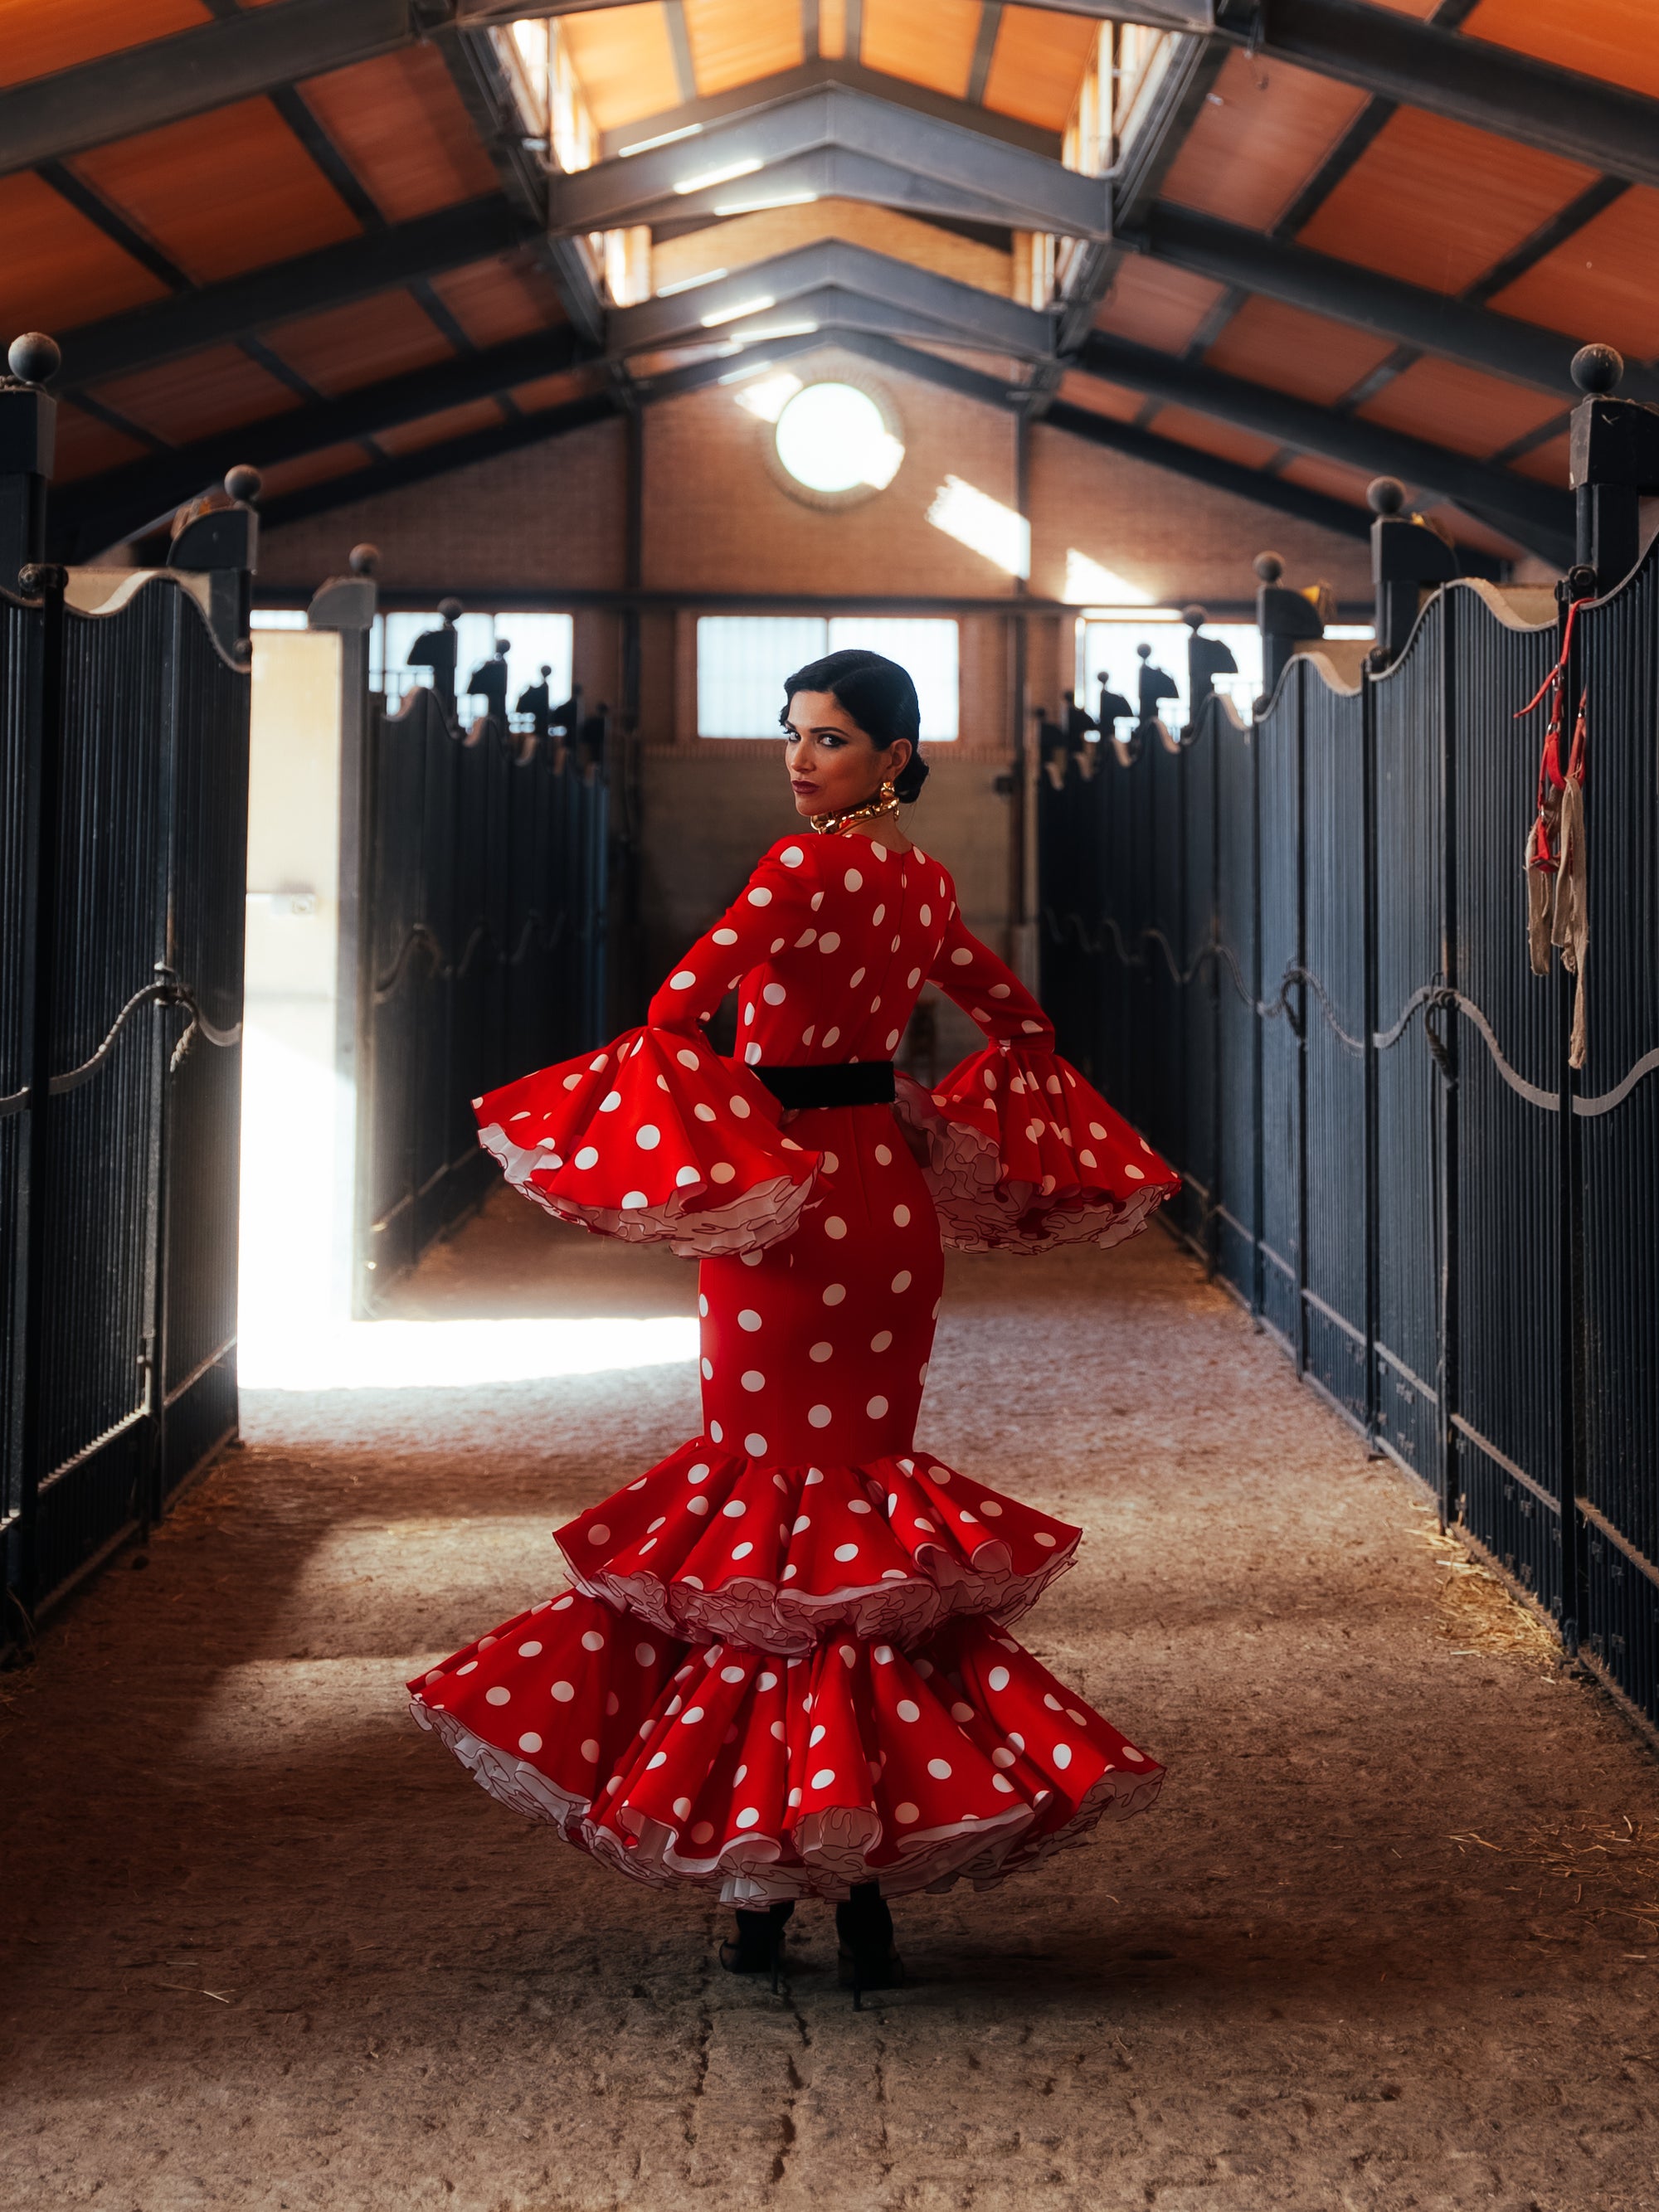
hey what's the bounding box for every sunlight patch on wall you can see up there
[927,475,1030,579]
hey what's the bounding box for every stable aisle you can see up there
[2,1191,1657,2211]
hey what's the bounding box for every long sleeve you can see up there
[647,840,815,1033]
[928,906,1053,1048]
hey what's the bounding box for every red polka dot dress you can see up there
[410,831,1177,1903]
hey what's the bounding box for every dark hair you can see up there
[779,648,929,803]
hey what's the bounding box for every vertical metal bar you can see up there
[1293,661,1309,1375]
[141,586,184,1531]
[1206,702,1221,1277]
[1361,656,1381,1447]
[1249,712,1265,1320]
[1437,587,1459,1530]
[1558,576,1592,1654]
[12,561,66,1616]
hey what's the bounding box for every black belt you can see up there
[755,1061,896,1110]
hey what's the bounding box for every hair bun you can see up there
[894,746,929,803]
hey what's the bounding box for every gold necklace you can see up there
[809,778,898,836]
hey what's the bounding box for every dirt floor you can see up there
[4,1193,1659,2212]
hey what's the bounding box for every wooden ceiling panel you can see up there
[1277,454,1374,506]
[1056,372,1143,424]
[859,0,980,103]
[1422,502,1525,559]
[511,367,604,414]
[0,0,208,90]
[1486,187,1659,361]
[297,47,499,223]
[1461,0,1659,105]
[562,5,683,131]
[982,7,1099,135]
[262,291,455,399]
[0,170,169,339]
[1355,357,1564,460]
[1161,51,1367,233]
[430,255,569,348]
[682,0,803,98]
[1094,258,1226,353]
[1349,0,1438,14]
[255,442,374,501]
[71,99,360,285]
[1508,430,1570,487]
[1146,405,1282,471]
[818,0,847,60]
[89,343,302,445]
[651,199,1011,298]
[51,401,152,484]
[1204,296,1395,407]
[377,398,505,456]
[1296,109,1598,295]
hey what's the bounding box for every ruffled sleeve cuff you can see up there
[895,1043,1178,1253]
[474,1027,819,1257]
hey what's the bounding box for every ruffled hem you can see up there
[894,1048,1178,1253]
[408,1595,1162,1903]
[557,1437,1078,1656]
[474,1025,819,1257]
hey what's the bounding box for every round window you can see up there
[772,381,904,499]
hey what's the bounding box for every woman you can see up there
[410,649,1175,1996]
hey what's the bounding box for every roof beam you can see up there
[1215,0,1659,195]
[1078,329,1574,562]
[552,83,1107,238]
[52,197,538,390]
[610,241,1053,359]
[255,389,618,535]
[1132,202,1659,408]
[629,145,1031,233]
[592,57,1060,162]
[49,327,594,558]
[0,0,424,177]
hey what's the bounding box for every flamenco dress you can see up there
[408,831,1178,1905]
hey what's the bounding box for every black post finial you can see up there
[1367,476,1406,517]
[7,333,61,387]
[438,596,464,623]
[1253,552,1283,584]
[1571,343,1623,396]
[224,464,261,506]
[349,542,380,576]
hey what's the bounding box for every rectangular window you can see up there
[697,615,959,740]
[372,610,575,722]
[1078,615,1262,733]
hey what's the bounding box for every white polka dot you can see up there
[676,1165,699,1187]
[485,1685,510,1706]
[732,1541,753,1561]
[834,1542,859,1562]
[1053,1743,1073,1770]
[694,1102,717,1123]
[870,1330,892,1353]
[810,1767,838,1791]
[819,932,841,954]
[1123,1747,1146,1763]
[722,1500,747,1519]
[710,1162,736,1184]
[581,1630,606,1652]
[573,1145,599,1169]
[708,1421,722,1441]
[893,1204,910,1227]
[700,1359,713,1381]
[1034,1531,1058,1548]
[587,1523,611,1544]
[688,1496,709,1515]
[980,1500,1003,1518]
[747,887,772,907]
[735,1806,761,1829]
[808,1405,832,1428]
[682,1705,705,1723]
[891,1271,912,1294]
[517,1730,543,1754]
[781,844,805,866]
[744,1043,762,1064]
[821,1026,840,1048]
[886,1031,901,1051]
[646,1752,668,1771]
[744,1432,767,1455]
[849,968,866,989]
[896,1699,920,1723]
[741,1370,765,1393]
[1125,1163,1146,1181]
[519,1640,544,1657]
[581,1738,601,1761]
[894,1801,919,1824]
[874,1144,892,1165]
[927,1757,951,1780]
[825,1216,846,1239]
[810,1341,834,1362]
[669,970,697,990]
[866,1396,888,1419]
[991,1747,1015,1768]
[551,1680,575,1702]
[823,1282,846,1305]
[620,1190,648,1209]
[762,983,786,1006]
[951,1701,975,1723]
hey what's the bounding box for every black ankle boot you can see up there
[719,1901,793,1982]
[835,1882,903,2004]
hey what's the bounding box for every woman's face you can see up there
[784,689,912,819]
